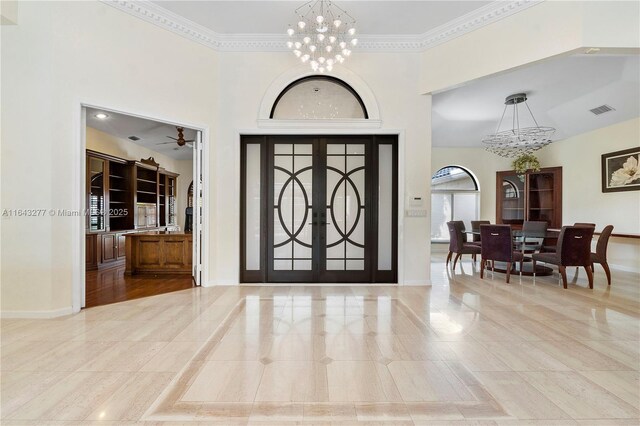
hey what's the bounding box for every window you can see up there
[271,76,367,119]
[431,166,479,242]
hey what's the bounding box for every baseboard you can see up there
[1,306,74,319]
[608,264,640,274]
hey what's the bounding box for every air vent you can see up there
[589,105,615,115]
[128,136,140,141]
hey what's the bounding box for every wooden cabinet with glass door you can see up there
[87,156,106,232]
[496,167,562,229]
[159,172,178,228]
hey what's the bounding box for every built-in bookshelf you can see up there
[86,151,180,271]
[108,160,133,230]
[135,165,158,206]
[86,151,179,233]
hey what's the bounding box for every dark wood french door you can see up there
[241,135,397,283]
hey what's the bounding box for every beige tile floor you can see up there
[1,255,639,425]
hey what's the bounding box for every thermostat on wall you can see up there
[409,196,424,207]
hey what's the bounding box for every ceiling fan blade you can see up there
[167,136,179,141]
[157,141,178,145]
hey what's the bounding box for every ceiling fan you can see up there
[158,127,195,147]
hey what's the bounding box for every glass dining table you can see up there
[466,229,560,276]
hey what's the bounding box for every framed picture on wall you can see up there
[602,147,640,192]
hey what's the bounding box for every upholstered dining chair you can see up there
[446,221,481,271]
[542,222,595,253]
[446,220,465,265]
[470,220,490,246]
[516,220,548,253]
[532,226,595,289]
[591,224,614,286]
[479,225,524,283]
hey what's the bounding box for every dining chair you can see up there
[470,220,490,246]
[445,220,466,265]
[446,221,481,271]
[479,224,524,283]
[543,223,595,253]
[516,220,548,253]
[532,226,595,289]
[591,224,614,286]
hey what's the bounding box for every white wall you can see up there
[86,127,192,229]
[213,51,432,285]
[1,1,218,315]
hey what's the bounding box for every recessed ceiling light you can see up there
[94,113,109,119]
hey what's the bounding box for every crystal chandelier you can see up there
[286,0,357,73]
[482,93,556,158]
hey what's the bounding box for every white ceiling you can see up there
[86,108,196,161]
[432,53,640,148]
[150,1,492,35]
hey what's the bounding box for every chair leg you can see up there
[585,265,594,289]
[472,253,476,263]
[601,262,612,286]
[453,253,462,271]
[532,258,536,280]
[505,262,512,284]
[559,266,568,289]
[480,257,485,279]
[446,252,452,266]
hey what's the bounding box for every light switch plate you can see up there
[406,209,428,217]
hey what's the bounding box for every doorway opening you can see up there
[81,107,204,308]
[240,135,398,283]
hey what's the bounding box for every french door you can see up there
[241,135,397,283]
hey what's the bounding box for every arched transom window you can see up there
[271,76,368,120]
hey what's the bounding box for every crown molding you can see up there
[100,0,544,53]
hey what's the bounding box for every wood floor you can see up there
[85,263,195,308]
[1,254,638,424]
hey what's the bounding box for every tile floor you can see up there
[1,255,639,425]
